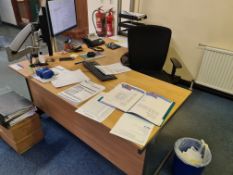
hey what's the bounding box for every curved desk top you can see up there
[9,42,191,151]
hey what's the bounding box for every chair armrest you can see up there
[170,57,182,77]
[120,52,130,66]
[170,57,182,69]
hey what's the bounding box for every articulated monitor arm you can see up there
[6,23,40,62]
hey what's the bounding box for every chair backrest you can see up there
[128,25,172,71]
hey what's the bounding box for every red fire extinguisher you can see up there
[106,8,114,37]
[92,7,106,37]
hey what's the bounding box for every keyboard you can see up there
[83,61,117,81]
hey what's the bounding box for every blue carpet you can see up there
[0,116,124,175]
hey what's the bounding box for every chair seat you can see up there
[137,69,180,84]
[138,69,170,81]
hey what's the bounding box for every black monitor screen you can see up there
[39,6,53,56]
[47,0,77,36]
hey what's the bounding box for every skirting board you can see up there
[179,79,233,101]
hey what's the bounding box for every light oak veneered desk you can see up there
[9,44,191,175]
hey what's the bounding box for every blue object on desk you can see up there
[36,67,54,79]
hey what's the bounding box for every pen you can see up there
[74,61,84,65]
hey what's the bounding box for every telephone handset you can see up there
[82,34,105,48]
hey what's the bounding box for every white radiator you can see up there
[196,46,233,95]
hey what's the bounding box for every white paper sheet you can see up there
[121,11,147,19]
[51,66,70,75]
[9,64,23,71]
[110,113,154,146]
[95,62,131,75]
[100,83,145,112]
[32,74,54,83]
[9,107,37,127]
[128,93,174,126]
[76,93,115,122]
[58,80,105,105]
[109,35,128,48]
[32,66,70,83]
[101,83,174,126]
[51,69,89,88]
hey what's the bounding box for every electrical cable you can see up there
[92,9,99,34]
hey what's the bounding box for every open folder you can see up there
[100,83,174,126]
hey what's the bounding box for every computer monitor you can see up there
[47,0,77,36]
[38,6,54,56]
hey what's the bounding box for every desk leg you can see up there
[25,78,33,101]
[153,150,173,175]
[142,137,174,175]
[142,121,177,175]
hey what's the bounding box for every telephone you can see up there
[82,33,105,48]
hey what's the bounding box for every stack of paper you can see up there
[0,91,36,128]
[8,107,37,127]
[51,69,89,88]
[58,81,105,105]
[76,93,115,122]
[95,63,131,75]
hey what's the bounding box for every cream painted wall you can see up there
[139,0,233,80]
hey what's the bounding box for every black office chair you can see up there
[121,25,182,84]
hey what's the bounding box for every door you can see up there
[11,0,40,27]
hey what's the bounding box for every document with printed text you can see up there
[128,92,174,126]
[95,62,131,75]
[109,35,128,48]
[51,69,89,88]
[76,93,115,122]
[100,83,145,112]
[58,81,105,105]
[100,83,174,126]
[110,113,154,146]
